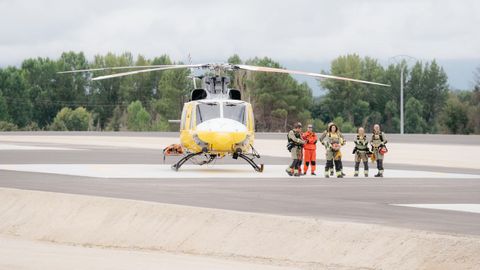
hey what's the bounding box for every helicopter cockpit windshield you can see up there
[196,102,220,124]
[223,102,246,125]
[195,101,247,126]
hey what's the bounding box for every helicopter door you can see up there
[247,104,254,131]
[180,105,187,130]
[185,104,193,130]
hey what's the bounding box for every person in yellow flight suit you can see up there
[352,127,370,177]
[370,124,388,177]
[319,123,345,178]
[319,122,346,177]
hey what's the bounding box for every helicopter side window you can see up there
[196,102,220,124]
[180,106,187,130]
[223,103,246,125]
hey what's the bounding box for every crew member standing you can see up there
[336,126,346,177]
[319,122,345,177]
[370,124,388,177]
[286,122,305,177]
[320,123,345,178]
[353,127,369,177]
[302,124,318,175]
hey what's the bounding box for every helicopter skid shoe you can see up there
[238,153,264,172]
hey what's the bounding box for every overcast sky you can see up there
[0,0,479,91]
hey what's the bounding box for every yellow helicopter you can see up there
[60,63,389,172]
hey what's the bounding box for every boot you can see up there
[363,162,369,177]
[325,161,333,178]
[354,171,359,177]
[292,167,299,177]
[374,172,383,177]
[340,165,345,176]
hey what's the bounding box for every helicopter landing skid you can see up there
[171,152,204,171]
[233,152,264,173]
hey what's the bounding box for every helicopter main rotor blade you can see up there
[91,64,208,81]
[57,65,175,74]
[60,62,391,87]
[235,64,390,87]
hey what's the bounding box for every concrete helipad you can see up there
[0,143,83,151]
[0,133,479,236]
[0,164,479,179]
[1,132,480,269]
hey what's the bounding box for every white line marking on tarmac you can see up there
[392,204,480,214]
[0,164,479,179]
[0,144,83,151]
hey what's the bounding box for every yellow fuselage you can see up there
[179,100,255,154]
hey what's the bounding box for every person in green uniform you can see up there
[286,122,305,177]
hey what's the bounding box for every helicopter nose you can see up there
[206,132,248,152]
[196,119,248,151]
[211,132,238,150]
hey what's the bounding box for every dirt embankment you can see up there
[1,188,479,270]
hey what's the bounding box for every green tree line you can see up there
[312,54,480,134]
[0,51,478,133]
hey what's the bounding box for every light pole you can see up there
[400,64,405,134]
[389,55,418,134]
